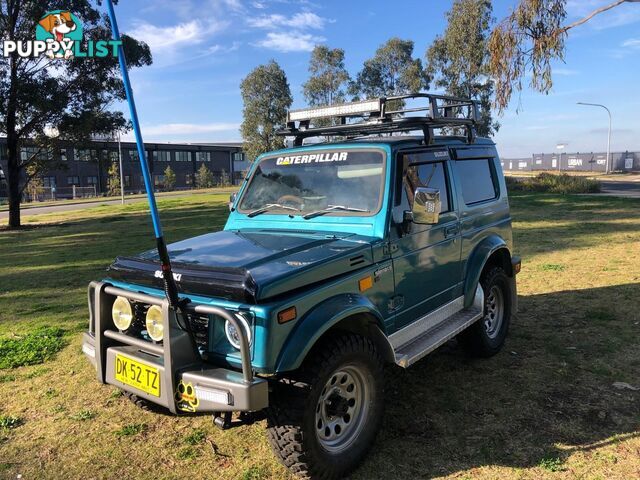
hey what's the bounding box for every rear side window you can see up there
[456,159,497,205]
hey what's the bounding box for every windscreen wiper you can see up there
[302,205,370,220]
[247,203,300,218]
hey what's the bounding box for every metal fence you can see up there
[501,151,640,173]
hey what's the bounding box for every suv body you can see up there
[82,96,520,479]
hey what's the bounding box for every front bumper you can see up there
[82,282,268,414]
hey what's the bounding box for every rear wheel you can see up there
[459,266,511,357]
[266,334,384,479]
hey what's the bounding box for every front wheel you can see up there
[266,334,384,479]
[459,266,512,357]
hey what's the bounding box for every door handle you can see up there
[444,225,459,237]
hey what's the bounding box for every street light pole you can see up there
[577,102,612,174]
[117,131,124,205]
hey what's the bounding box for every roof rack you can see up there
[278,93,480,146]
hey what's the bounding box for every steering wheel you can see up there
[277,194,304,208]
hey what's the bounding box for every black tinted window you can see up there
[404,160,450,213]
[456,159,497,205]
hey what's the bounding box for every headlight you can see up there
[145,305,164,342]
[225,313,252,350]
[112,296,133,331]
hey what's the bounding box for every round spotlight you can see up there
[145,305,164,342]
[112,296,133,331]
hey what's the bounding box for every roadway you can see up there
[0,190,231,220]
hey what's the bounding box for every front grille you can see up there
[186,312,210,351]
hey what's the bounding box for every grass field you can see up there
[1,192,640,479]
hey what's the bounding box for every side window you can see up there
[404,160,451,213]
[456,159,497,205]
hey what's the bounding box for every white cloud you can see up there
[248,12,330,29]
[254,31,324,52]
[622,38,640,49]
[554,68,579,76]
[129,19,227,50]
[141,122,240,136]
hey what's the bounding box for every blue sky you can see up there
[112,0,640,158]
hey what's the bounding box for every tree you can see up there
[0,0,152,228]
[302,46,351,121]
[107,160,120,196]
[219,168,230,187]
[353,38,428,108]
[426,0,499,137]
[240,60,292,161]
[163,165,176,191]
[489,0,640,111]
[195,163,214,189]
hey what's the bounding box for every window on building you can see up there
[21,147,51,163]
[129,149,139,162]
[154,175,165,186]
[233,152,245,162]
[175,151,191,162]
[107,150,119,163]
[124,175,132,187]
[196,151,211,162]
[75,149,98,162]
[153,151,171,162]
[86,176,98,186]
[456,159,497,205]
[67,176,80,186]
[42,176,57,188]
[185,174,192,186]
[60,148,68,162]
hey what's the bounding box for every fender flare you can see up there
[275,293,390,373]
[463,235,511,308]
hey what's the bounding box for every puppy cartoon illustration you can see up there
[38,12,77,59]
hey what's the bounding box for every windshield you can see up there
[238,149,385,217]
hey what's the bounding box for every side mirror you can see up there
[412,187,441,224]
[229,192,238,212]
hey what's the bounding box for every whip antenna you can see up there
[105,0,180,309]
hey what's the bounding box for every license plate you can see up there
[114,354,161,397]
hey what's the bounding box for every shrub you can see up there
[164,166,176,191]
[0,327,66,369]
[195,164,214,188]
[0,415,22,430]
[184,428,206,445]
[507,173,600,194]
[115,423,147,437]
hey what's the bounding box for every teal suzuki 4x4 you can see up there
[83,94,520,479]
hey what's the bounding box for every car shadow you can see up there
[354,283,640,479]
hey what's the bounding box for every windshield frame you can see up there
[236,147,388,218]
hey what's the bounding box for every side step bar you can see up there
[394,287,484,368]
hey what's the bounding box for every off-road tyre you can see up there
[266,334,385,480]
[459,266,511,358]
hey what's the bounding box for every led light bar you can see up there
[195,386,231,405]
[288,99,382,123]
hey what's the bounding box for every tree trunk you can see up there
[6,134,21,229]
[6,47,21,229]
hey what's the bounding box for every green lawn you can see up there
[1,192,639,479]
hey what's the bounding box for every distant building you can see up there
[0,137,247,199]
[501,150,639,172]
